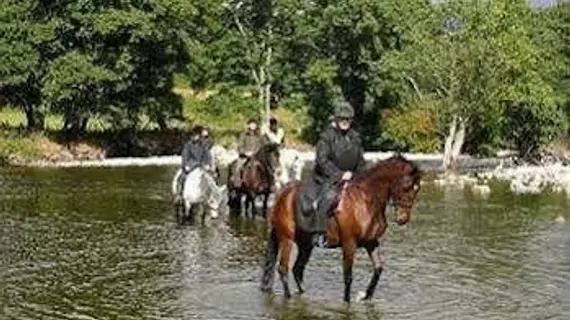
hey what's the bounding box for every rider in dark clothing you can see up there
[201,126,214,151]
[177,125,213,196]
[200,126,220,182]
[311,101,367,246]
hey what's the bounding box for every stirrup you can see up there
[312,234,327,248]
[312,199,319,211]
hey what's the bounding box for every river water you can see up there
[1,166,569,320]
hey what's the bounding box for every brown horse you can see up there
[229,143,281,218]
[260,154,421,302]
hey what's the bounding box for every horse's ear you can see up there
[409,164,422,180]
[393,150,404,160]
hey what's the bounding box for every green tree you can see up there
[381,0,565,166]
[274,0,399,144]
[0,0,56,129]
[1,0,194,133]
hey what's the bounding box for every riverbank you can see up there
[5,137,570,197]
[12,145,496,169]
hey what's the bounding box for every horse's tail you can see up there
[260,227,278,292]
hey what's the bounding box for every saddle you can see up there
[295,180,344,234]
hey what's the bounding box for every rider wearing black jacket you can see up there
[311,101,367,246]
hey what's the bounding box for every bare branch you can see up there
[406,76,423,100]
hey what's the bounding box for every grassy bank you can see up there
[0,91,311,165]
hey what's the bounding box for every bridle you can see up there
[388,182,419,211]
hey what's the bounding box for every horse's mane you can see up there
[256,143,280,155]
[252,143,280,162]
[353,153,420,184]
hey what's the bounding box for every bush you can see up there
[0,130,40,162]
[380,103,441,153]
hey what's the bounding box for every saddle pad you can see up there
[295,180,320,233]
[299,180,318,216]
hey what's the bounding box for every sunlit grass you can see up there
[0,88,311,162]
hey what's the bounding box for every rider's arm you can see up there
[315,134,343,181]
[354,134,367,173]
[181,142,191,170]
[203,148,213,169]
[277,128,285,145]
[237,134,246,155]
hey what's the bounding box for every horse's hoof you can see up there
[356,291,367,302]
[260,286,272,293]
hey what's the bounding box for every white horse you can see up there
[276,148,306,188]
[171,167,229,224]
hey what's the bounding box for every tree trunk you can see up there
[64,112,88,136]
[442,116,466,171]
[157,114,167,130]
[264,29,272,124]
[265,83,271,124]
[25,106,44,131]
[79,116,88,133]
[258,63,265,117]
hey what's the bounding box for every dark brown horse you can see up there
[228,143,281,218]
[260,155,421,302]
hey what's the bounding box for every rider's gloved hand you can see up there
[341,171,353,181]
[184,166,190,173]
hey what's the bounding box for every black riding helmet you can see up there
[191,125,204,138]
[333,101,355,119]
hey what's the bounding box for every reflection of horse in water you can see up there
[260,155,422,302]
[171,167,229,224]
[227,144,281,218]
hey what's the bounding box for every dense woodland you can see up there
[1,0,569,161]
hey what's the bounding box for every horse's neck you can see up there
[353,167,394,215]
[187,169,207,189]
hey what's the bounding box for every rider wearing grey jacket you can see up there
[177,125,213,195]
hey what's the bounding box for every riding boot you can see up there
[311,188,336,247]
[178,171,187,196]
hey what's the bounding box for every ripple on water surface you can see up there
[1,166,569,320]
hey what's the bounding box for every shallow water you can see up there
[1,166,569,320]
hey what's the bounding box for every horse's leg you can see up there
[363,241,384,300]
[201,204,207,225]
[175,201,184,225]
[342,239,357,303]
[278,238,293,298]
[262,191,269,218]
[184,200,189,221]
[243,192,251,218]
[293,234,313,294]
[250,193,258,219]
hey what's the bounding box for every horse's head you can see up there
[253,143,281,178]
[387,155,422,225]
[262,143,281,169]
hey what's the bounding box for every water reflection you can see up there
[1,166,569,320]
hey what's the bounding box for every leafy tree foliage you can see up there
[380,0,566,157]
[1,0,193,132]
[1,0,568,158]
